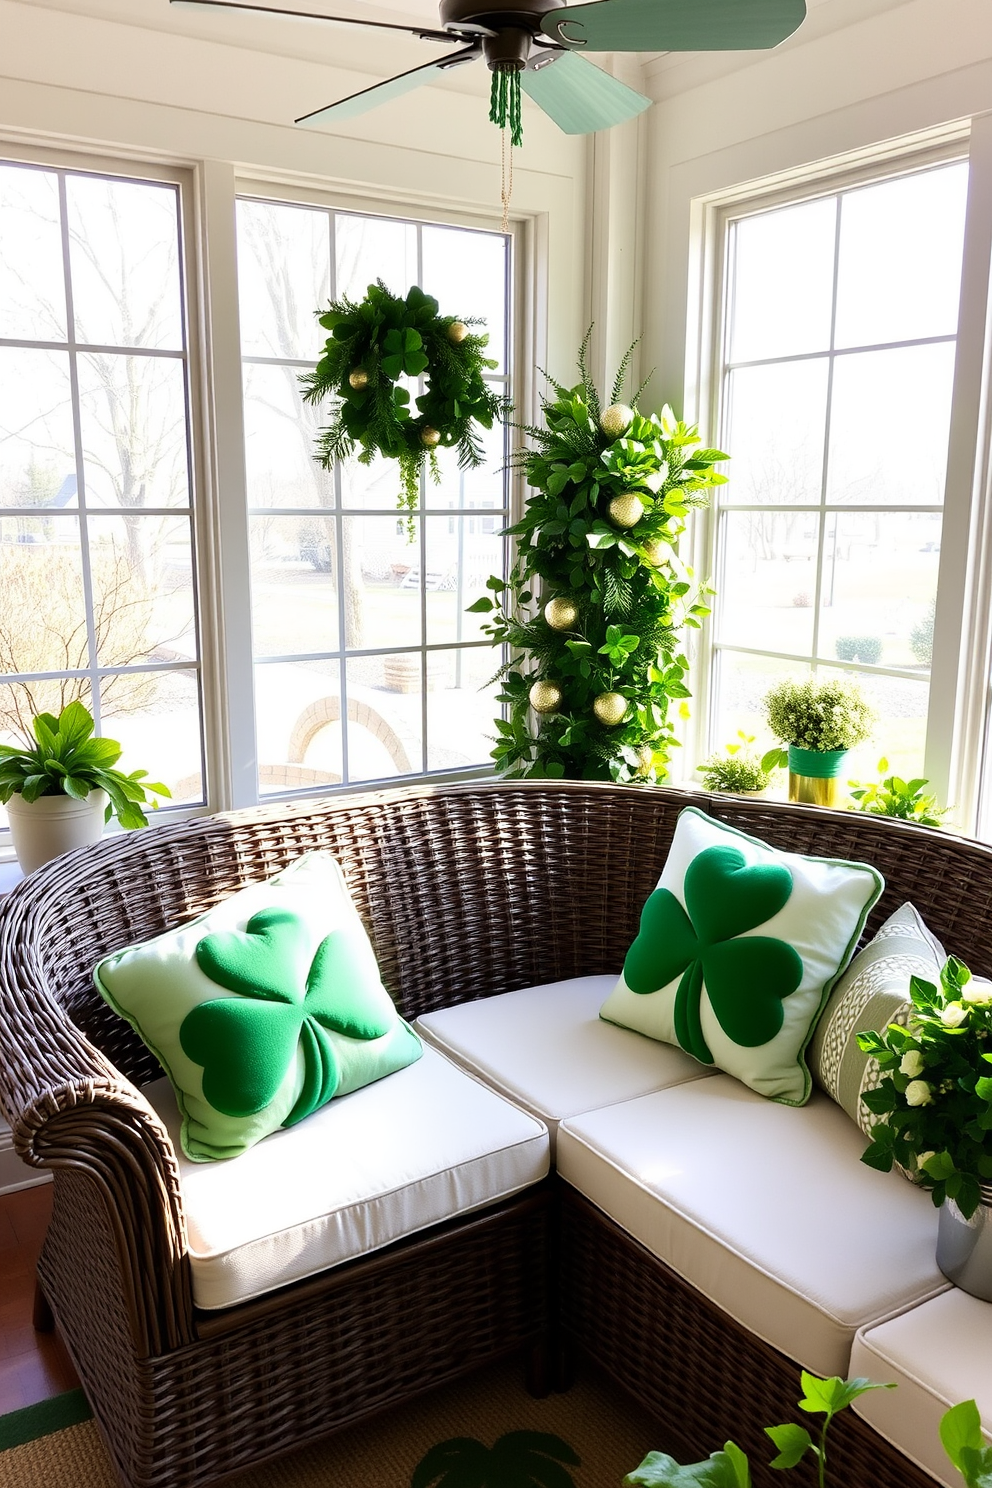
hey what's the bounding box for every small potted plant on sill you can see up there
[760,678,874,809]
[697,732,772,797]
[0,700,170,875]
[857,956,992,1301]
[848,757,948,828]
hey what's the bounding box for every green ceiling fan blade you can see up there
[541,0,806,52]
[521,51,651,133]
[169,0,460,44]
[295,45,480,126]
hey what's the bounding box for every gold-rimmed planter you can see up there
[787,745,848,808]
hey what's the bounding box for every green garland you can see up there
[300,281,506,517]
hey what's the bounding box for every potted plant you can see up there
[0,701,170,874]
[760,678,874,808]
[857,956,992,1299]
[413,1431,580,1487]
[698,732,771,796]
[848,757,948,827]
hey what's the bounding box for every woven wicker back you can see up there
[4,780,992,1088]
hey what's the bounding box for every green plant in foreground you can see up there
[857,955,992,1219]
[412,1429,580,1487]
[698,732,771,794]
[761,677,875,772]
[624,1374,992,1487]
[849,757,947,827]
[0,700,170,830]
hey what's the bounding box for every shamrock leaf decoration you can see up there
[623,845,804,1065]
[181,908,393,1127]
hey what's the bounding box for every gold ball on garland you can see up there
[593,691,628,727]
[640,538,668,567]
[529,680,563,715]
[608,494,645,529]
[600,403,633,438]
[420,426,442,448]
[447,321,469,344]
[348,368,369,390]
[636,744,655,775]
[544,597,580,631]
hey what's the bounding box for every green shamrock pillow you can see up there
[95,852,422,1161]
[600,807,884,1104]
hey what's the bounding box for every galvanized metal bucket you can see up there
[936,1185,992,1300]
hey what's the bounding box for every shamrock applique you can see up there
[623,844,804,1065]
[180,907,393,1127]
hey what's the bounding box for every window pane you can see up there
[430,421,508,508]
[66,176,183,351]
[816,511,940,670]
[0,165,66,342]
[715,511,818,654]
[426,648,498,771]
[0,516,87,675]
[425,516,503,645]
[340,452,410,512]
[835,164,968,349]
[237,199,330,361]
[826,342,955,506]
[0,347,76,508]
[815,665,927,782]
[342,515,424,650]
[729,196,835,363]
[724,360,828,505]
[335,214,417,302]
[243,362,335,511]
[710,652,809,758]
[345,652,423,780]
[88,514,197,666]
[101,666,204,803]
[254,659,343,796]
[0,676,94,754]
[421,226,508,375]
[250,514,339,657]
[78,352,190,508]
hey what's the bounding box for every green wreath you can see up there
[300,282,507,518]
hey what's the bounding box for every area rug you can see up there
[0,1359,661,1488]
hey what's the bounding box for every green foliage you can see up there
[763,678,875,753]
[472,336,727,783]
[698,733,770,793]
[300,281,506,518]
[0,700,170,830]
[911,597,936,667]
[835,635,882,665]
[849,757,947,827]
[624,1446,750,1486]
[941,1401,992,1487]
[856,955,992,1219]
[412,1430,580,1488]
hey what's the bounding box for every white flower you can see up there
[964,980,992,1007]
[905,1079,933,1107]
[941,1002,969,1028]
[900,1050,926,1077]
[915,1150,936,1171]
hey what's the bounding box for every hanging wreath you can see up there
[300,281,507,518]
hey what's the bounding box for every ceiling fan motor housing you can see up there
[439,0,565,69]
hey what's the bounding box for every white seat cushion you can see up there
[415,976,714,1149]
[557,1076,948,1376]
[851,1290,992,1487]
[145,1044,550,1311]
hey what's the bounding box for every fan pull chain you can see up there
[489,64,521,234]
[500,124,514,234]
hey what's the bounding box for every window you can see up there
[707,160,969,782]
[0,160,204,825]
[236,198,510,794]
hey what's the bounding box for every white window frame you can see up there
[685,121,992,836]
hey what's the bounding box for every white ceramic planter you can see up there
[5,790,108,875]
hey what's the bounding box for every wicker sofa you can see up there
[1,779,990,1488]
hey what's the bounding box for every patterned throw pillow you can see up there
[809,902,945,1135]
[95,852,422,1161]
[599,807,884,1105]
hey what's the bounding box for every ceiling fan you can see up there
[171,0,806,139]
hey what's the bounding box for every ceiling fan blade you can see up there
[541,0,806,52]
[295,45,481,126]
[521,51,650,133]
[169,0,459,45]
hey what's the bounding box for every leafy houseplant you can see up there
[856,956,992,1222]
[698,732,771,795]
[0,701,170,873]
[412,1430,580,1487]
[761,678,875,809]
[623,1373,992,1488]
[472,337,726,783]
[848,757,947,828]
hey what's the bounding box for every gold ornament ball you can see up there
[593,691,628,727]
[600,403,633,438]
[529,680,563,715]
[608,493,646,529]
[636,744,655,775]
[447,321,469,344]
[348,368,369,390]
[420,426,442,448]
[640,538,667,567]
[544,597,580,631]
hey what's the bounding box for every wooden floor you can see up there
[0,1184,79,1412]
